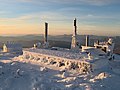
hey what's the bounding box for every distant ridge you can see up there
[0,35,119,54]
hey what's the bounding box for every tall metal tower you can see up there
[86,35,89,46]
[74,18,77,36]
[43,22,49,48]
[71,18,79,50]
[44,22,48,43]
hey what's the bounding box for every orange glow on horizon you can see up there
[0,18,119,36]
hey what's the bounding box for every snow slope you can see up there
[0,51,120,90]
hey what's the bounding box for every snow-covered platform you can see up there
[21,48,111,72]
[21,48,92,73]
[24,48,85,60]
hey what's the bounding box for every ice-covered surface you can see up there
[24,48,87,60]
[0,50,120,90]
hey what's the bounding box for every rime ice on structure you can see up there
[43,22,49,49]
[71,18,79,52]
[94,38,115,59]
[33,22,49,49]
[34,42,41,48]
[82,37,115,60]
[3,42,23,54]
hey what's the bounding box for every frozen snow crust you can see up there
[21,48,93,74]
[0,48,120,90]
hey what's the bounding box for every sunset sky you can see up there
[0,0,120,36]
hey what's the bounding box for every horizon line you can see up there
[0,34,119,37]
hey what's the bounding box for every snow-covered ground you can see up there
[0,50,120,90]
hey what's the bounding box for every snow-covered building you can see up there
[94,38,115,56]
[82,37,115,60]
[3,43,23,54]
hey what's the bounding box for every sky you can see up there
[0,0,120,36]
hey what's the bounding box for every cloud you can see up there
[0,11,118,24]
[0,12,119,36]
[87,14,94,17]
[0,11,7,14]
[79,0,120,5]
[15,0,120,6]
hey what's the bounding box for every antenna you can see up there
[44,22,48,43]
[86,35,89,46]
[74,18,77,36]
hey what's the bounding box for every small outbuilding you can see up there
[3,43,23,54]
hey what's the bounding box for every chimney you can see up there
[86,35,89,46]
[44,22,48,43]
